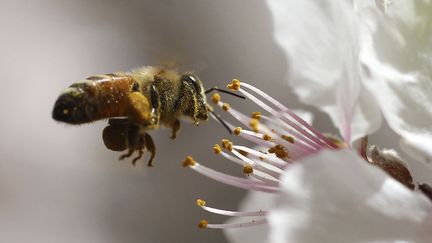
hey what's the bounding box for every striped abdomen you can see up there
[52,73,136,124]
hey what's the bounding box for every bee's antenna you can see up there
[205,87,246,99]
[208,108,232,134]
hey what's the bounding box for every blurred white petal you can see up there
[267,0,432,163]
[267,0,382,143]
[360,0,432,164]
[269,149,432,243]
[400,134,432,164]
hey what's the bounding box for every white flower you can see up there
[267,0,432,164]
[182,1,432,242]
[181,79,431,242]
[225,1,432,242]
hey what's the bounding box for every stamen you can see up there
[239,87,329,148]
[231,149,281,183]
[260,114,320,151]
[236,129,276,148]
[281,135,295,144]
[182,156,196,167]
[216,101,313,158]
[251,111,261,120]
[198,219,208,229]
[240,82,338,148]
[202,219,267,229]
[197,199,206,207]
[222,103,230,111]
[232,145,287,168]
[218,104,260,132]
[238,128,306,160]
[197,199,268,217]
[185,160,280,193]
[221,139,233,151]
[249,118,260,133]
[211,93,221,104]
[268,145,289,159]
[233,127,242,135]
[262,134,272,141]
[227,79,241,91]
[213,144,222,154]
[243,165,254,175]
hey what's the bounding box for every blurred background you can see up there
[0,0,413,243]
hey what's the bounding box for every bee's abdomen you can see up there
[53,73,136,124]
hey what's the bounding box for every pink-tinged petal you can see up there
[266,0,382,143]
[360,0,432,165]
[269,149,432,243]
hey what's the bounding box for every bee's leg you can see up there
[118,123,146,166]
[144,133,156,167]
[132,149,144,166]
[170,119,181,139]
[119,149,134,160]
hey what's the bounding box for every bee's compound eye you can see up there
[182,74,201,92]
[102,124,128,151]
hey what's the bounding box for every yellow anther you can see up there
[275,149,289,159]
[243,165,254,175]
[249,118,259,127]
[262,134,272,141]
[268,145,289,159]
[251,111,261,120]
[63,109,69,115]
[281,135,295,144]
[211,93,221,104]
[182,156,196,167]
[249,118,259,132]
[198,219,208,229]
[196,199,206,207]
[221,139,233,151]
[213,144,222,154]
[227,79,241,91]
[222,103,230,111]
[233,127,242,135]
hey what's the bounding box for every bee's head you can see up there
[52,86,91,124]
[180,73,209,121]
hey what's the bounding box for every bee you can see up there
[52,66,243,166]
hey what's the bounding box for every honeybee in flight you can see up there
[52,66,243,166]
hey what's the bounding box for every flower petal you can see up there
[269,149,432,243]
[360,0,432,164]
[266,0,382,143]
